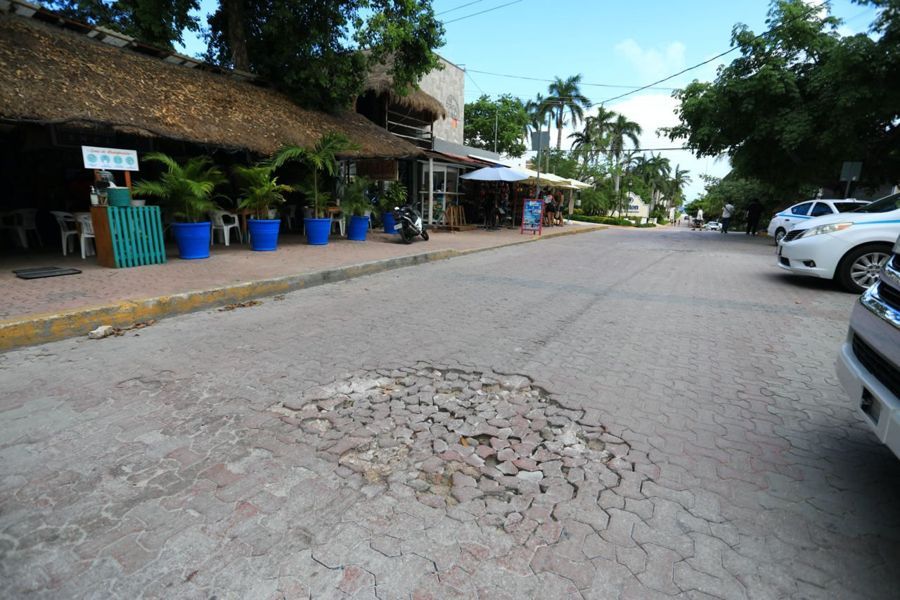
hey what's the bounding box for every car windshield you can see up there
[851,192,900,213]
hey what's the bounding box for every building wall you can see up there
[419,56,464,145]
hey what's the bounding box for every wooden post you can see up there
[124,170,132,190]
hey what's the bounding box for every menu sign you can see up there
[81,146,139,171]
[521,198,544,235]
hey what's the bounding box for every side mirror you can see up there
[394,206,399,211]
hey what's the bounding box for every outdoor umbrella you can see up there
[460,166,531,182]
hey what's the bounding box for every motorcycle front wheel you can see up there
[421,230,429,241]
[400,226,415,244]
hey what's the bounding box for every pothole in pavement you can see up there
[272,366,633,520]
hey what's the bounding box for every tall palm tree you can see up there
[569,107,615,176]
[606,114,643,214]
[668,165,692,209]
[546,75,592,150]
[635,153,671,212]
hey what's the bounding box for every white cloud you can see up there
[614,39,686,81]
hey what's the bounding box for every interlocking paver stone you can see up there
[2,228,900,598]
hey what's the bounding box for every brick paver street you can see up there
[2,227,899,599]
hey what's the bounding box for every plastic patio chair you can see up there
[75,213,95,259]
[330,214,346,237]
[209,210,242,246]
[281,205,296,231]
[50,211,78,256]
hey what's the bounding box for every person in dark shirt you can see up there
[746,200,763,235]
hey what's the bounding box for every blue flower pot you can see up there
[304,217,331,245]
[347,215,369,241]
[382,211,398,234]
[248,218,280,251]
[171,221,210,259]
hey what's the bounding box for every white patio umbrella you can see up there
[460,166,531,182]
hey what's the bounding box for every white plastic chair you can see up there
[209,210,242,246]
[330,213,346,237]
[50,211,78,256]
[281,205,296,230]
[75,213,95,259]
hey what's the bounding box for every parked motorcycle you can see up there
[393,202,429,244]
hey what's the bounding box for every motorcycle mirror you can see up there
[394,206,399,211]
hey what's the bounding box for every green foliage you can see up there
[464,94,529,157]
[271,132,358,218]
[341,177,373,217]
[132,153,226,222]
[546,75,592,150]
[42,0,199,48]
[233,164,293,219]
[579,188,614,216]
[569,214,644,227]
[666,0,900,198]
[207,0,444,110]
[380,182,408,213]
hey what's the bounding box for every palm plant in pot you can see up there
[380,182,408,235]
[341,177,373,241]
[271,132,358,246]
[132,153,225,259]
[233,164,292,251]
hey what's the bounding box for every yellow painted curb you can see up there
[0,225,605,351]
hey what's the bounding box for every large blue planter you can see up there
[347,215,369,241]
[171,221,210,259]
[248,218,280,251]
[304,217,331,245]
[382,211,398,234]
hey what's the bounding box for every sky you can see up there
[178,0,878,200]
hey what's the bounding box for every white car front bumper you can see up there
[776,234,849,280]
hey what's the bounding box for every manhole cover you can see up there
[274,366,630,520]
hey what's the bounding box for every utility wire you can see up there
[597,1,824,104]
[436,0,485,16]
[466,68,676,91]
[443,0,524,25]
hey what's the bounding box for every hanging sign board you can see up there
[521,198,544,235]
[81,146,139,171]
[356,159,398,181]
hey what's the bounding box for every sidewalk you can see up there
[0,223,604,349]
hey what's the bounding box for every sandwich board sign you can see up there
[81,146,139,171]
[521,198,544,235]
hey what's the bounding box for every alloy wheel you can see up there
[849,251,889,289]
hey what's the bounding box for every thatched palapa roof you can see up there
[365,61,446,122]
[0,13,423,159]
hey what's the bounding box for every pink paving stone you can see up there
[337,565,373,595]
[497,448,516,462]
[513,457,540,472]
[475,444,495,459]
[490,437,510,450]
[497,460,519,475]
[0,227,595,321]
[165,447,203,467]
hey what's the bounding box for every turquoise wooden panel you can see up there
[106,206,166,268]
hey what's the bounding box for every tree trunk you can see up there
[556,109,563,150]
[223,0,250,71]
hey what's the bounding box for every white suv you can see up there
[768,199,870,244]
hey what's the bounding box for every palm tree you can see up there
[668,165,692,210]
[635,153,671,212]
[606,114,643,215]
[569,107,615,176]
[546,75,592,150]
[132,153,226,222]
[232,164,294,220]
[270,132,358,218]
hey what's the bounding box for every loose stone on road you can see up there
[1,227,899,599]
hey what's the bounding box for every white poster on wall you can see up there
[81,146,139,171]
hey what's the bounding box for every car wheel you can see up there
[837,244,892,293]
[774,228,786,245]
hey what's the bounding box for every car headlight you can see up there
[798,222,853,238]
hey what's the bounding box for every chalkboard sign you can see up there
[521,198,544,235]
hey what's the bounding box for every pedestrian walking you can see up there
[746,199,763,235]
[721,202,735,234]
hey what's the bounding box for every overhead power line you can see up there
[597,1,824,105]
[436,0,486,16]
[466,68,676,91]
[443,0,524,25]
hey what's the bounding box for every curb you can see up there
[0,225,605,351]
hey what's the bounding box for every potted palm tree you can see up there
[341,177,373,241]
[271,132,358,246]
[233,164,293,251]
[381,183,408,235]
[133,153,225,259]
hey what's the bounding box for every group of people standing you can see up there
[719,199,764,235]
[541,188,566,227]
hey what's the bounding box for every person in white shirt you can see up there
[721,202,735,234]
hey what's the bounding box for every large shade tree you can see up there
[665,0,900,202]
[464,94,530,157]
